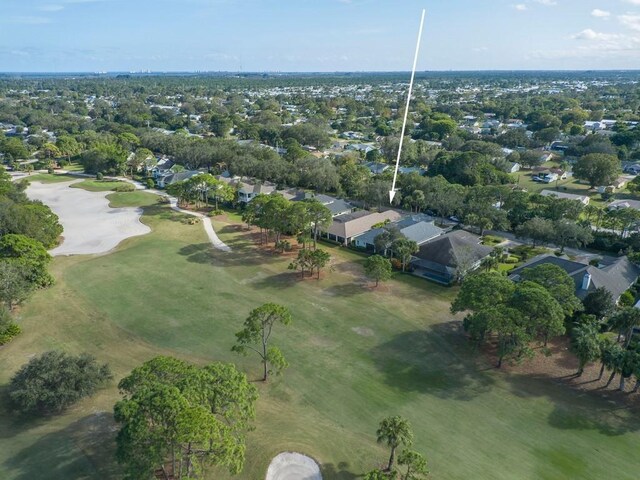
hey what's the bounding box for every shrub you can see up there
[9,351,112,414]
[390,258,403,270]
[96,172,104,180]
[145,178,155,189]
[619,290,635,307]
[589,258,600,267]
[187,217,200,225]
[0,323,21,345]
[114,183,135,192]
[208,209,224,217]
[47,167,54,174]
[0,306,21,345]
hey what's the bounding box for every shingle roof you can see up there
[400,222,444,245]
[326,210,402,240]
[510,254,640,300]
[412,230,492,269]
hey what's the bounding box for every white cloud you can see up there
[623,0,640,5]
[572,29,621,41]
[591,9,610,18]
[619,14,640,31]
[513,4,527,11]
[535,0,557,6]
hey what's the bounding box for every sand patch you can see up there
[26,180,151,256]
[352,326,374,337]
[266,452,322,480]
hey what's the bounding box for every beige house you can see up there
[323,210,402,246]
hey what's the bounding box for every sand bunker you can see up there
[266,452,322,480]
[26,180,150,256]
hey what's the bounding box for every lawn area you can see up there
[18,173,77,184]
[69,179,129,192]
[1,204,640,480]
[105,190,159,208]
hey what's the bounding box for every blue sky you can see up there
[1,0,639,72]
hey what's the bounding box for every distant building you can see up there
[540,190,590,205]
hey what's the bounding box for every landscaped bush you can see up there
[96,172,103,180]
[114,183,135,192]
[619,290,635,307]
[0,306,21,345]
[145,178,155,189]
[482,235,505,246]
[9,351,112,415]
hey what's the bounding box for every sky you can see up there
[0,0,639,72]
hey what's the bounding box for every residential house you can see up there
[156,170,203,188]
[410,230,493,285]
[509,254,640,302]
[364,162,390,175]
[608,199,640,211]
[505,162,521,174]
[352,214,443,251]
[345,143,376,154]
[283,191,354,217]
[323,210,402,246]
[149,157,175,178]
[540,190,590,206]
[398,166,427,176]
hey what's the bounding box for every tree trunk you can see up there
[375,278,379,287]
[620,376,626,392]
[606,371,616,387]
[387,446,396,472]
[598,362,605,380]
[576,365,583,377]
[262,358,268,382]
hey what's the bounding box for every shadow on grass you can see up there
[321,462,359,480]
[370,322,496,401]
[322,283,368,297]
[503,373,640,436]
[2,412,120,480]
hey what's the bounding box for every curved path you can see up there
[118,179,231,252]
[266,452,322,480]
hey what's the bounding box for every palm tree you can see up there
[570,319,600,376]
[376,416,413,472]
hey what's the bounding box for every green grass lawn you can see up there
[69,179,128,192]
[19,173,77,184]
[105,191,159,208]
[1,205,640,480]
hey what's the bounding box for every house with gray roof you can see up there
[364,162,390,175]
[282,191,354,217]
[156,170,203,188]
[509,254,640,302]
[216,175,277,203]
[540,189,590,205]
[410,230,492,285]
[352,214,442,251]
[608,199,640,211]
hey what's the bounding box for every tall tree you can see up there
[115,356,257,479]
[232,303,292,381]
[364,255,393,287]
[376,416,413,472]
[573,153,621,188]
[570,316,601,376]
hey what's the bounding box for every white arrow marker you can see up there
[389,9,426,204]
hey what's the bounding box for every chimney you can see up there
[582,273,592,291]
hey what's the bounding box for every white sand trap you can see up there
[26,180,150,256]
[266,452,322,480]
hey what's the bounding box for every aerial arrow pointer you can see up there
[389,9,426,204]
